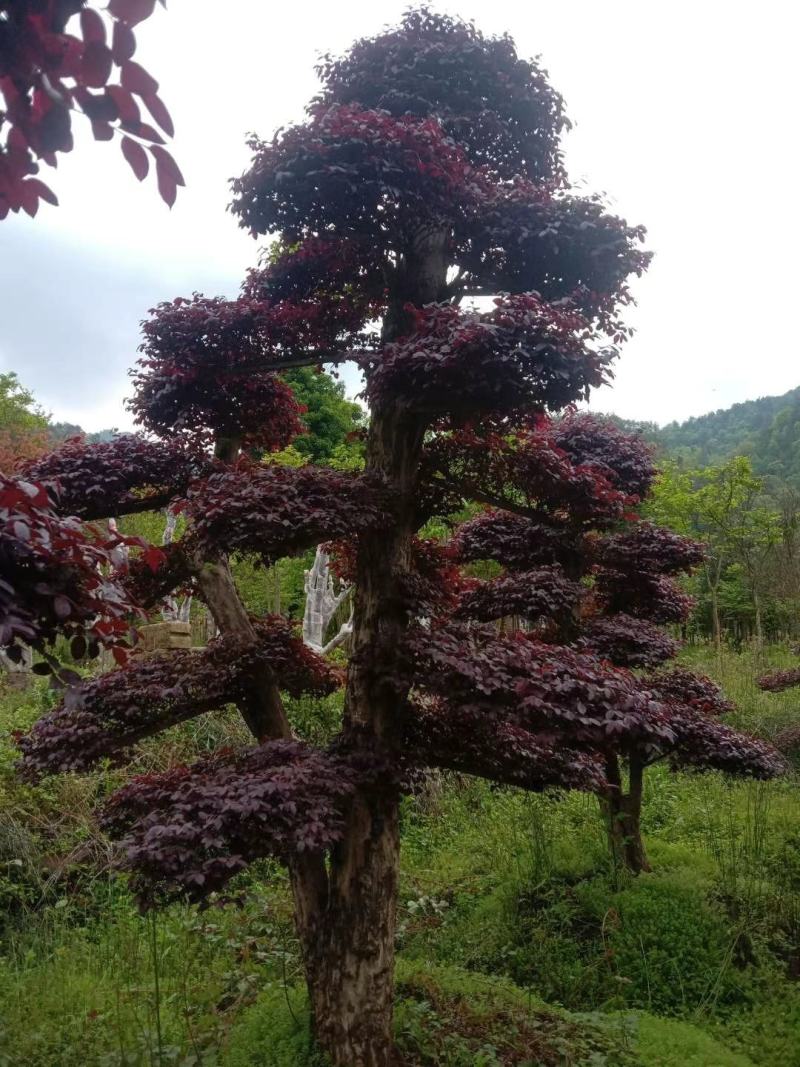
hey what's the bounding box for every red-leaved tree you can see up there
[7,11,784,1065]
[0,0,181,218]
[442,421,784,873]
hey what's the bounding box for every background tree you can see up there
[5,11,784,1066]
[0,371,51,471]
[281,366,364,465]
[648,457,781,651]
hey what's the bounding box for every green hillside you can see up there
[611,386,800,484]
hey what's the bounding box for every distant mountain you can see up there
[49,422,118,445]
[608,386,800,486]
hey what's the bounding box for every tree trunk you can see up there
[296,228,446,1066]
[753,587,764,649]
[299,408,423,1065]
[708,559,723,662]
[297,795,399,1066]
[600,754,650,875]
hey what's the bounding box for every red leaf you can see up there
[92,121,115,141]
[111,646,129,666]
[121,137,149,181]
[106,85,140,124]
[81,42,113,89]
[111,20,137,64]
[19,183,39,218]
[142,545,166,572]
[154,166,177,208]
[80,8,107,45]
[8,126,30,155]
[109,0,156,25]
[150,145,184,207]
[120,60,159,97]
[24,179,58,207]
[142,92,174,138]
[150,145,184,187]
[121,120,165,145]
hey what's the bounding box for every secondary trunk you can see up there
[707,558,723,661]
[600,754,650,875]
[752,587,764,649]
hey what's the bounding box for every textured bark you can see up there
[298,795,399,1067]
[600,754,650,875]
[298,228,446,1067]
[192,555,291,742]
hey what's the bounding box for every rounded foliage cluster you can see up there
[23,433,209,519]
[17,615,340,777]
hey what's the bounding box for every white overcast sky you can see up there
[1,0,797,432]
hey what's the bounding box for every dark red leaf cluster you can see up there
[578,614,679,670]
[22,434,209,520]
[365,294,608,415]
[406,697,605,793]
[457,183,650,335]
[122,541,194,610]
[407,624,672,749]
[327,535,464,617]
[451,510,584,573]
[394,538,465,616]
[0,473,140,655]
[454,565,581,626]
[596,570,695,625]
[551,414,655,501]
[100,741,363,904]
[231,102,486,243]
[424,421,633,528]
[189,463,391,565]
[596,523,705,577]
[242,237,385,320]
[624,667,784,778]
[315,7,569,181]
[757,667,800,693]
[131,295,358,449]
[17,615,340,777]
[646,667,733,718]
[666,710,786,779]
[0,0,181,218]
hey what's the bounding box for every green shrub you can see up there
[577,873,740,1015]
[634,1013,754,1066]
[224,984,324,1066]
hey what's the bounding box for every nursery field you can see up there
[1,644,798,1067]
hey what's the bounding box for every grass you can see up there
[0,643,798,1064]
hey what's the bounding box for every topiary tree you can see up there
[5,11,784,1064]
[444,423,785,873]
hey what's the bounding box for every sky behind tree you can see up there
[1,0,797,431]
